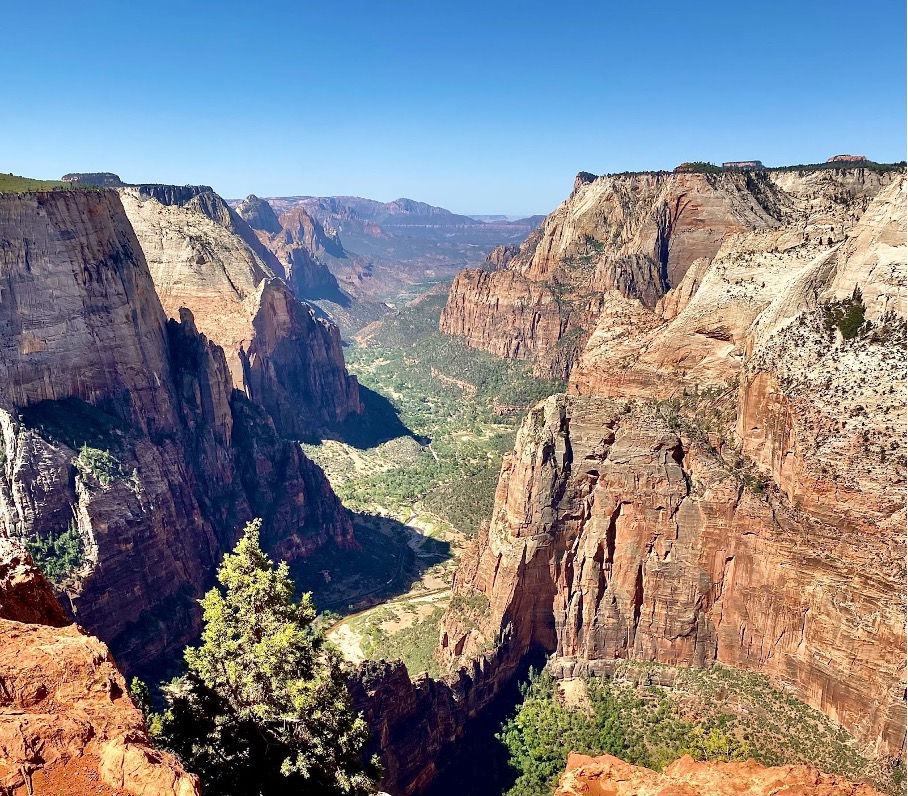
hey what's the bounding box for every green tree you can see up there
[156,520,375,796]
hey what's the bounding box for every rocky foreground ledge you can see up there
[556,753,885,796]
[0,538,199,796]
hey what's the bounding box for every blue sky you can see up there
[2,1,904,214]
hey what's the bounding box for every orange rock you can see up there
[556,753,885,796]
[0,542,199,796]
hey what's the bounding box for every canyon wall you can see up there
[0,189,353,675]
[437,171,906,761]
[120,186,361,439]
[440,167,900,378]
[234,196,343,298]
[0,538,200,796]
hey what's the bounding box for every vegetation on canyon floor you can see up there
[300,290,562,669]
[498,664,902,796]
[148,521,376,796]
[306,291,562,534]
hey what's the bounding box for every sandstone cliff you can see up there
[119,186,361,438]
[437,174,906,761]
[235,196,343,298]
[0,539,200,796]
[0,189,353,675]
[556,753,885,796]
[440,167,900,378]
[438,395,905,757]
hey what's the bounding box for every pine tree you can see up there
[157,519,375,796]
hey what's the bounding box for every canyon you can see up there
[0,159,902,796]
[250,194,545,323]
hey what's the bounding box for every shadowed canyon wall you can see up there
[0,189,353,675]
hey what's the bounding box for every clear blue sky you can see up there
[3,0,904,215]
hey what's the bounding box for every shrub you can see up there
[822,287,868,341]
[26,520,84,585]
[154,520,375,796]
[75,445,124,486]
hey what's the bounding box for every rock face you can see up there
[556,753,885,796]
[0,539,200,796]
[485,243,520,269]
[348,655,521,796]
[440,167,900,378]
[0,538,69,626]
[568,168,903,400]
[439,396,906,756]
[237,198,346,298]
[119,186,361,438]
[0,189,353,675]
[438,171,906,761]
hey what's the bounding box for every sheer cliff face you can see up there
[440,397,906,757]
[0,190,353,674]
[440,168,898,378]
[0,539,200,796]
[439,172,906,759]
[119,187,361,437]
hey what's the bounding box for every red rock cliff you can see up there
[0,538,200,796]
[439,395,905,757]
[438,173,906,761]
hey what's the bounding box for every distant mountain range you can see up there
[261,195,544,244]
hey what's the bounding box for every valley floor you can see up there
[298,288,562,673]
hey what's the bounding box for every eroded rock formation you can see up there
[120,186,361,438]
[0,189,353,675]
[235,196,343,299]
[556,753,884,796]
[0,539,199,796]
[440,167,900,378]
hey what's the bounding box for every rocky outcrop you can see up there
[233,194,282,235]
[485,243,520,269]
[265,207,346,298]
[61,172,126,187]
[0,539,200,796]
[438,394,906,758]
[119,186,361,437]
[0,189,353,675]
[556,753,884,796]
[441,167,901,378]
[0,538,68,627]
